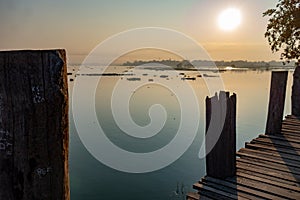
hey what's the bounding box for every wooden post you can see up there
[0,50,69,200]
[265,71,288,135]
[292,65,300,117]
[205,91,236,179]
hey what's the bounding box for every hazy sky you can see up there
[0,0,281,63]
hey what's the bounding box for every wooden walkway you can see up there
[187,115,300,200]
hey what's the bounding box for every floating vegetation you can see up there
[169,182,187,200]
[203,73,219,77]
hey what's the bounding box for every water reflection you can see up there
[69,65,293,200]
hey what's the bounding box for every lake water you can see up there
[68,65,294,200]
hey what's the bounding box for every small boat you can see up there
[160,75,169,78]
[181,77,196,81]
[127,77,141,81]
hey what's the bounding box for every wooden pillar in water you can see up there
[0,50,69,200]
[205,91,236,179]
[265,71,288,135]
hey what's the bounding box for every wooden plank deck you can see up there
[187,115,300,200]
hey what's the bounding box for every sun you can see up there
[218,8,242,31]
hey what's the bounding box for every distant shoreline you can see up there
[67,59,296,71]
[119,59,296,70]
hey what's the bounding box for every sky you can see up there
[0,0,281,64]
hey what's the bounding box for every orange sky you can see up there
[0,0,281,64]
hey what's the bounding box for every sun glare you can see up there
[218,8,241,31]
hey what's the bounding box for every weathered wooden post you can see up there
[292,66,300,117]
[205,91,236,179]
[265,71,288,135]
[0,50,69,200]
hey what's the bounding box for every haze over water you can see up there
[69,65,293,200]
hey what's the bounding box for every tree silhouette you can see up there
[263,0,300,63]
[264,0,300,116]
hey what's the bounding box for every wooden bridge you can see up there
[0,51,299,200]
[187,115,300,200]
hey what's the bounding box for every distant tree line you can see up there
[121,59,296,68]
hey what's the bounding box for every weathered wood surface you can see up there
[266,71,288,135]
[292,65,300,117]
[205,92,236,179]
[187,116,300,200]
[0,50,69,200]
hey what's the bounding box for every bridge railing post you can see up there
[0,50,69,200]
[292,66,300,117]
[265,71,288,135]
[205,91,236,179]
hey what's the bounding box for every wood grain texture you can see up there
[188,117,300,200]
[0,50,69,200]
[266,71,288,135]
[205,92,236,179]
[292,65,300,117]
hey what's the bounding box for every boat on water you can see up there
[127,77,141,81]
[181,77,196,81]
[160,75,169,78]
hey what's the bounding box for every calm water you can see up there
[68,66,293,200]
